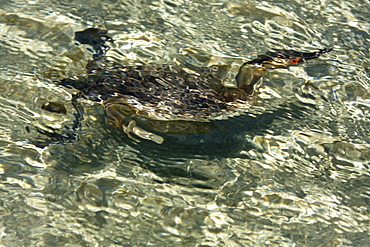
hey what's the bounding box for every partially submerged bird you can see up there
[41,28,331,145]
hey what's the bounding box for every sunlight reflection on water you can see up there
[0,0,370,246]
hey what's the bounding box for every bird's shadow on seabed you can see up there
[42,100,309,187]
[119,101,305,158]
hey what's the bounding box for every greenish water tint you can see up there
[0,0,370,246]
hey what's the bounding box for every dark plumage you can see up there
[41,28,331,144]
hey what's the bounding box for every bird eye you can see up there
[291,57,301,64]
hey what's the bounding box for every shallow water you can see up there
[1,0,370,246]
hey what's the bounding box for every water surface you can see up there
[0,0,370,246]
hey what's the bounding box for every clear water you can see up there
[1,0,370,246]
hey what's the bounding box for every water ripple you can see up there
[1,0,370,246]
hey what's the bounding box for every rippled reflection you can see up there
[1,0,370,246]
